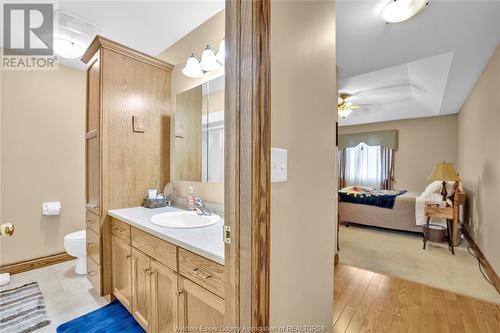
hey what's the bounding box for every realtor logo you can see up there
[3,3,53,56]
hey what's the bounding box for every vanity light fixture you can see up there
[216,39,225,65]
[182,54,204,78]
[381,0,429,23]
[200,45,220,72]
[53,37,85,59]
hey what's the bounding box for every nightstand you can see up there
[423,205,455,255]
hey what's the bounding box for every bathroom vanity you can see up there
[108,206,225,332]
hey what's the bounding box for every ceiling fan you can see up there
[337,93,361,118]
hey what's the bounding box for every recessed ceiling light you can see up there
[381,0,429,23]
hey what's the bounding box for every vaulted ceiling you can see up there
[337,0,500,126]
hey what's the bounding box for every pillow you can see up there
[340,185,374,193]
[424,181,456,197]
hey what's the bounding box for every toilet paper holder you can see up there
[42,201,61,216]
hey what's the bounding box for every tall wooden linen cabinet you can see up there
[82,36,172,296]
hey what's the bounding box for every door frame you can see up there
[224,0,271,329]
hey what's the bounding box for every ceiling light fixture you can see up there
[53,37,85,59]
[182,54,204,78]
[381,0,429,23]
[200,45,220,72]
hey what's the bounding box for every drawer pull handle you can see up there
[112,227,123,232]
[126,255,131,259]
[144,268,151,274]
[88,270,97,277]
[176,290,184,297]
[87,242,96,247]
[87,220,96,224]
[192,268,211,279]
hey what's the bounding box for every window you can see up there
[344,143,383,188]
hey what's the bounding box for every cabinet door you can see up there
[178,277,225,333]
[150,260,178,333]
[85,51,101,216]
[111,236,132,311]
[131,247,151,331]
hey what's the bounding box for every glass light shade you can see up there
[53,37,85,59]
[338,109,352,118]
[182,54,204,78]
[216,39,225,65]
[381,0,428,23]
[200,45,220,72]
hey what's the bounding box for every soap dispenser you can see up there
[187,186,196,210]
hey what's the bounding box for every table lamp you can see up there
[428,162,460,202]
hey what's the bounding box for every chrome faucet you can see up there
[194,196,212,216]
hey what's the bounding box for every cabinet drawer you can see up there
[111,218,131,243]
[131,227,177,271]
[86,210,101,234]
[178,248,225,298]
[87,255,101,295]
[86,227,101,266]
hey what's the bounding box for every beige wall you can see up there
[158,10,224,203]
[339,115,458,192]
[457,44,500,275]
[0,65,86,265]
[270,0,336,327]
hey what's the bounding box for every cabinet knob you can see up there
[176,290,184,297]
[126,255,131,259]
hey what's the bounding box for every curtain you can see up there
[339,143,394,190]
[381,147,394,190]
[338,148,346,189]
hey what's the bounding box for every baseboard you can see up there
[0,252,75,275]
[334,253,339,265]
[463,229,500,294]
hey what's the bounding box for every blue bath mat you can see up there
[56,300,145,333]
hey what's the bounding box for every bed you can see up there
[339,189,422,233]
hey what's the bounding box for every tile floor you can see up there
[339,224,500,304]
[0,260,108,332]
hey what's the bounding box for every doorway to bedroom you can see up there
[334,0,500,316]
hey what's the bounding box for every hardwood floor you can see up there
[333,264,500,333]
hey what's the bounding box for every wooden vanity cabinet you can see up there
[178,277,225,332]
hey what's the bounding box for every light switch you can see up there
[271,147,287,183]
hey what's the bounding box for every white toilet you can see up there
[64,230,87,275]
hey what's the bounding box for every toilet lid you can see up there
[65,230,86,242]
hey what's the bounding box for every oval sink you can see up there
[150,211,221,229]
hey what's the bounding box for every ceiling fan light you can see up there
[216,39,225,65]
[381,0,428,23]
[182,54,204,78]
[200,45,220,72]
[53,37,85,59]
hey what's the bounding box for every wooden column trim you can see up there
[225,0,271,329]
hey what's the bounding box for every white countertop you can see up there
[108,206,224,265]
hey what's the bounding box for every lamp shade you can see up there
[428,162,460,181]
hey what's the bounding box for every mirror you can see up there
[175,75,224,183]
